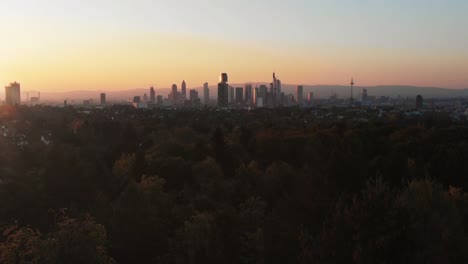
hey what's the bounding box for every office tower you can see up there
[271,72,281,106]
[244,84,252,105]
[203,82,209,105]
[100,93,106,105]
[259,85,268,100]
[143,93,149,102]
[217,73,229,107]
[133,96,141,103]
[229,86,235,104]
[362,89,368,102]
[150,86,156,103]
[171,84,178,103]
[350,78,355,104]
[5,82,21,106]
[220,73,228,83]
[189,89,199,101]
[308,92,314,105]
[416,95,423,109]
[296,85,303,105]
[236,87,244,104]
[181,80,187,100]
[288,94,295,105]
[157,95,163,105]
[253,86,259,105]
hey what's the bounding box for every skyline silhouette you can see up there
[1,1,467,91]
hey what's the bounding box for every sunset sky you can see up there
[1,0,467,92]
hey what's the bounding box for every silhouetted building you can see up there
[253,86,259,105]
[236,87,244,104]
[5,82,21,106]
[259,85,268,101]
[203,82,209,105]
[220,73,228,83]
[181,81,187,100]
[218,73,229,107]
[244,84,252,105]
[133,96,141,103]
[100,93,106,105]
[189,89,199,101]
[362,89,368,102]
[150,87,156,103]
[296,85,303,105]
[416,95,423,109]
[143,93,149,102]
[229,86,235,104]
[308,92,314,105]
[171,84,177,104]
[157,95,163,105]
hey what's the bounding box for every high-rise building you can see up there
[143,93,149,102]
[308,92,314,105]
[271,72,281,106]
[253,86,259,105]
[416,95,423,109]
[171,84,178,104]
[181,81,187,100]
[157,95,163,105]
[362,89,368,102]
[217,73,229,107]
[133,96,141,103]
[235,87,244,104]
[189,89,199,101]
[259,85,268,100]
[229,86,235,104]
[220,73,228,83]
[244,84,252,105]
[296,85,303,105]
[203,82,209,105]
[150,87,156,103]
[100,93,106,105]
[5,82,21,106]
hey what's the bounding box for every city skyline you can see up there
[1,1,468,91]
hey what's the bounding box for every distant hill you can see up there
[37,85,468,102]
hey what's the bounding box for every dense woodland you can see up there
[1,105,468,263]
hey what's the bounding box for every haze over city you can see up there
[1,0,468,93]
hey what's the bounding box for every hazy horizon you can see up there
[2,0,468,91]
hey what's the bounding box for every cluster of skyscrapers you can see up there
[217,72,310,108]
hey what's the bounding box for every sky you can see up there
[1,0,467,92]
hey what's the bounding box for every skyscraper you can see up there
[229,86,235,104]
[181,81,187,100]
[150,86,156,103]
[416,95,423,109]
[218,73,229,107]
[5,82,21,106]
[259,85,268,102]
[171,84,178,104]
[308,92,314,105]
[100,93,106,105]
[362,89,368,102]
[189,89,199,101]
[244,84,252,105]
[296,85,303,105]
[203,82,209,105]
[253,86,259,105]
[157,95,163,105]
[236,87,244,104]
[271,72,281,106]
